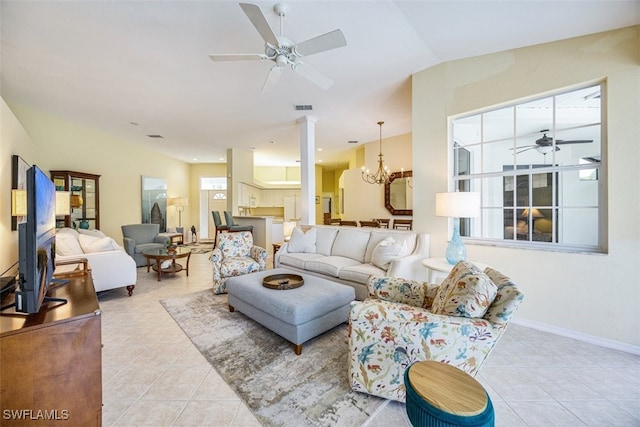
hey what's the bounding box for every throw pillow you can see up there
[431,261,498,318]
[287,227,316,253]
[78,234,120,253]
[55,232,84,256]
[371,236,408,270]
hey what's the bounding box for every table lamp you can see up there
[435,191,480,265]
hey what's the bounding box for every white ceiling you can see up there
[1,1,638,168]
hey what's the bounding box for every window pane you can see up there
[554,125,601,166]
[560,170,599,207]
[560,207,599,246]
[483,176,506,208]
[516,96,553,138]
[482,208,505,239]
[556,86,601,127]
[483,107,514,142]
[453,114,481,145]
[483,139,516,174]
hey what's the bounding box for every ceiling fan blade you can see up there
[514,146,536,154]
[555,139,593,145]
[292,29,347,57]
[292,61,334,90]
[208,54,268,62]
[239,3,279,47]
[262,66,283,92]
[509,144,536,151]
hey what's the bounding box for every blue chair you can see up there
[212,211,229,247]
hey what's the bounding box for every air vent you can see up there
[294,105,313,111]
[147,134,164,139]
[347,140,358,144]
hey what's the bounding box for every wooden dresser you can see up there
[0,273,102,426]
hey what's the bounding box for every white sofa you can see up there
[275,225,429,300]
[54,228,137,295]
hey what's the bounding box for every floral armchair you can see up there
[211,231,267,294]
[348,261,524,402]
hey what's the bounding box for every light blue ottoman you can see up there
[226,268,355,355]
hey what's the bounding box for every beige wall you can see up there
[342,133,412,221]
[412,26,640,348]
[0,99,38,274]
[3,102,190,244]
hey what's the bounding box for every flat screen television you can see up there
[13,165,63,313]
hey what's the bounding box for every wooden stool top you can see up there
[407,361,487,417]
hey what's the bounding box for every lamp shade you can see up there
[169,197,188,207]
[435,192,480,218]
[55,191,71,216]
[11,189,27,217]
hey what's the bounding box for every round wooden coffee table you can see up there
[142,247,191,281]
[404,361,494,426]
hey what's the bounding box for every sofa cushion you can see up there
[331,228,371,262]
[279,252,324,270]
[339,263,385,285]
[77,228,107,238]
[78,234,120,253]
[371,236,409,270]
[55,230,85,256]
[315,227,338,256]
[431,261,498,318]
[287,227,316,253]
[364,230,416,263]
[305,256,361,278]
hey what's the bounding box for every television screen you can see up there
[14,165,58,313]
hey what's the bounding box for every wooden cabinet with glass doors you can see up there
[51,170,101,230]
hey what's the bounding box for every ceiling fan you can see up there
[511,129,593,155]
[208,2,347,92]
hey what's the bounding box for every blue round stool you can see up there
[404,361,494,427]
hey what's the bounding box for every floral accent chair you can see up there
[211,231,267,294]
[348,261,524,402]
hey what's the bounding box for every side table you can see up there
[421,258,489,284]
[405,361,494,427]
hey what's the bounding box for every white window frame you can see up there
[451,82,606,253]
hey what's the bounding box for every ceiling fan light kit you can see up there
[209,2,347,92]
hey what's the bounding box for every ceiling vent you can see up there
[147,134,163,139]
[295,105,313,111]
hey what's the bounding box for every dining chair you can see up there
[375,218,390,228]
[359,220,380,228]
[393,219,413,230]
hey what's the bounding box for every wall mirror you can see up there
[384,170,413,215]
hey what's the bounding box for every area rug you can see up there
[160,289,384,426]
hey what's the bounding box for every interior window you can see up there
[451,83,605,252]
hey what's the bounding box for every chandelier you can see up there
[361,121,392,185]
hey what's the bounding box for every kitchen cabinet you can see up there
[284,195,302,222]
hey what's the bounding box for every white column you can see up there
[296,116,316,225]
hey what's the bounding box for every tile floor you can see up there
[99,251,640,426]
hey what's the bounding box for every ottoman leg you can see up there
[293,343,303,356]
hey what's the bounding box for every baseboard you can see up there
[512,318,640,356]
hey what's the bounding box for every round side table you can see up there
[404,361,494,427]
[421,258,489,284]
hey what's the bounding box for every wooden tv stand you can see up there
[0,273,102,426]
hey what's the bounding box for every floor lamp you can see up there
[435,191,480,265]
[168,197,188,231]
